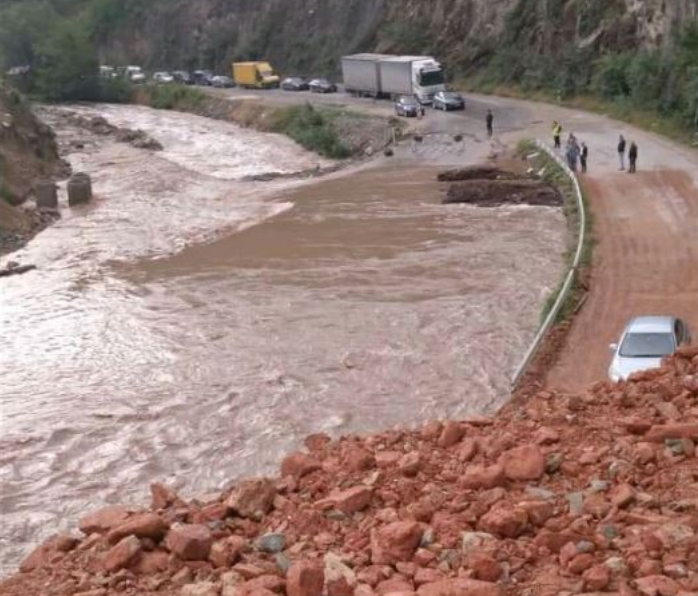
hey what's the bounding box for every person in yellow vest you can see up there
[553,121,563,149]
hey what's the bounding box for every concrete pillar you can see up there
[67,173,92,206]
[35,181,58,209]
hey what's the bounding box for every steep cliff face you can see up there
[95,0,698,75]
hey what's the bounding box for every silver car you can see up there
[608,315,692,382]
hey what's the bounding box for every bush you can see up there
[272,104,351,159]
[143,84,207,110]
[591,53,632,99]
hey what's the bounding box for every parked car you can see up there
[211,75,235,88]
[608,316,692,382]
[395,95,421,117]
[193,70,214,86]
[281,77,309,91]
[433,91,465,111]
[153,72,175,84]
[309,78,337,94]
[124,66,146,84]
[99,65,118,80]
[173,71,193,85]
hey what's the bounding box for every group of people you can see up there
[552,121,639,174]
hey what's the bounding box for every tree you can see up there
[35,17,100,101]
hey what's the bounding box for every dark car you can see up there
[433,91,465,111]
[211,75,235,88]
[395,95,421,118]
[309,78,337,94]
[192,70,214,86]
[281,77,309,91]
[173,70,193,85]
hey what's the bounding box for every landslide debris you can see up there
[439,167,563,208]
[61,112,163,151]
[2,348,697,596]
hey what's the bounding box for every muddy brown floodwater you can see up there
[0,104,566,575]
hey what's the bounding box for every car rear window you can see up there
[620,332,675,357]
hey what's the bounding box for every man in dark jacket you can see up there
[486,110,494,138]
[580,142,589,173]
[628,142,638,173]
[618,135,627,171]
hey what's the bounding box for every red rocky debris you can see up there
[634,575,680,596]
[316,486,373,514]
[375,452,402,468]
[398,452,422,477]
[20,534,79,573]
[583,564,611,591]
[468,553,502,582]
[150,483,181,510]
[611,483,637,508]
[131,549,169,574]
[371,521,424,565]
[227,478,276,519]
[287,561,325,596]
[106,512,167,544]
[457,439,479,462]
[210,535,246,568]
[79,505,131,535]
[460,464,505,490]
[438,422,466,448]
[165,523,213,561]
[478,504,528,538]
[281,452,321,479]
[500,444,546,481]
[645,424,698,442]
[416,578,503,596]
[343,446,376,471]
[104,535,142,572]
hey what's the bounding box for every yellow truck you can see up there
[232,62,280,89]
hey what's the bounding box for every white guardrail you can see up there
[510,139,587,387]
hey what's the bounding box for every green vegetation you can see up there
[138,85,207,111]
[472,15,698,143]
[517,141,594,326]
[270,104,351,159]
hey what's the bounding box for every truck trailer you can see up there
[341,54,446,103]
[232,62,280,89]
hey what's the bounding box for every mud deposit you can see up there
[0,104,566,575]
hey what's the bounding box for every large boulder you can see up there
[165,523,213,561]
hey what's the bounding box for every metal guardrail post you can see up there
[510,140,587,387]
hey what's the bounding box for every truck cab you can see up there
[233,62,280,89]
[409,58,446,104]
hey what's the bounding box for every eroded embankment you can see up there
[2,348,697,596]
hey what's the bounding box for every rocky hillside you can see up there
[2,347,697,595]
[93,0,697,75]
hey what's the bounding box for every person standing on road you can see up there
[628,142,638,173]
[486,110,494,138]
[618,135,627,171]
[580,142,589,173]
[566,136,580,172]
[553,121,562,149]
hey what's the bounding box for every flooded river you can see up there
[0,104,566,574]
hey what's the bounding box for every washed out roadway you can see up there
[215,86,698,389]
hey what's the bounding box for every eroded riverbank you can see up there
[0,104,566,574]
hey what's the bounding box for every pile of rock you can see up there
[439,166,563,208]
[66,114,163,151]
[2,348,697,596]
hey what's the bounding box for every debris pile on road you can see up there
[439,167,563,208]
[2,348,697,596]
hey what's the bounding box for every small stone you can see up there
[398,452,422,477]
[287,561,325,596]
[255,533,286,554]
[583,565,611,591]
[104,535,141,572]
[316,486,373,514]
[567,492,585,516]
[165,523,213,561]
[106,513,167,544]
[180,582,221,596]
[438,422,466,448]
[460,464,505,490]
[635,575,679,596]
[371,521,424,565]
[210,536,246,568]
[79,506,130,535]
[275,554,292,574]
[610,483,636,508]
[416,578,503,596]
[478,505,528,538]
[589,480,609,493]
[281,452,321,479]
[227,478,276,520]
[500,444,546,481]
[545,453,564,474]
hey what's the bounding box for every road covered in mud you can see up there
[0,103,568,573]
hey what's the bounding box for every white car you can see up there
[608,316,692,382]
[153,72,175,84]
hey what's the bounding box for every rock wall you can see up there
[95,0,698,74]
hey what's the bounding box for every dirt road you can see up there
[215,86,698,389]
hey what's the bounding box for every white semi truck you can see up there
[341,54,446,104]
